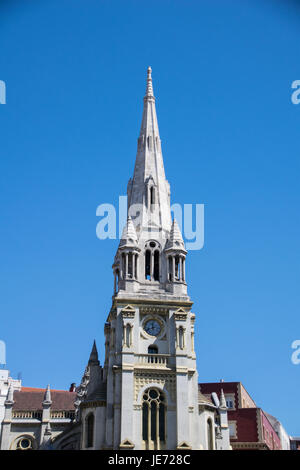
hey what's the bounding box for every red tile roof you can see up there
[13,388,76,411]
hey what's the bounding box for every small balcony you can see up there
[135,353,171,369]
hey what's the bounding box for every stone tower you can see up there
[75,67,230,451]
[104,67,198,450]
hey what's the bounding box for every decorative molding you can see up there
[122,364,134,371]
[121,305,136,318]
[134,372,176,403]
[176,366,188,374]
[174,307,187,321]
[81,400,106,408]
[140,306,169,316]
[114,298,193,308]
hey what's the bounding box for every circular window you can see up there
[149,389,158,399]
[16,437,34,450]
[20,439,30,449]
[149,241,156,248]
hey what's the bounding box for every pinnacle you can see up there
[88,340,100,366]
[120,217,138,246]
[145,66,154,98]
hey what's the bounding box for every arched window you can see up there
[153,250,160,281]
[148,345,158,354]
[128,253,133,278]
[121,254,126,279]
[168,256,173,281]
[125,324,131,348]
[207,418,214,450]
[175,255,180,280]
[150,186,155,205]
[142,388,166,449]
[145,250,151,280]
[178,326,184,350]
[144,242,161,282]
[86,413,94,448]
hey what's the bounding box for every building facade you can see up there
[200,382,283,450]
[290,437,300,450]
[0,384,76,450]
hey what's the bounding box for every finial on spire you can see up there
[145,66,154,99]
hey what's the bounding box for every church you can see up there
[0,68,230,451]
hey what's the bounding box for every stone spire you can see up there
[165,219,186,252]
[88,340,100,366]
[127,67,171,238]
[5,385,14,404]
[43,384,52,405]
[219,389,227,410]
[119,216,138,248]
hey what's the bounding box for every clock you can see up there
[144,319,161,336]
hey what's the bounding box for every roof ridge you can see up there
[20,387,73,393]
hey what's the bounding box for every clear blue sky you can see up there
[0,0,299,435]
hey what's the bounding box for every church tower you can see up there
[76,68,230,451]
[105,67,198,450]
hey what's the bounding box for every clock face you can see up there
[144,319,161,336]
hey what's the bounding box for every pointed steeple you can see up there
[219,389,227,410]
[127,67,171,237]
[5,385,14,404]
[43,384,52,405]
[88,340,100,366]
[119,216,138,248]
[166,219,186,251]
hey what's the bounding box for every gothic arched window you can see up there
[128,253,133,278]
[121,253,126,279]
[86,413,94,448]
[153,250,160,281]
[168,256,173,281]
[144,241,161,282]
[148,345,158,354]
[142,388,166,449]
[145,249,151,280]
[150,186,155,205]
